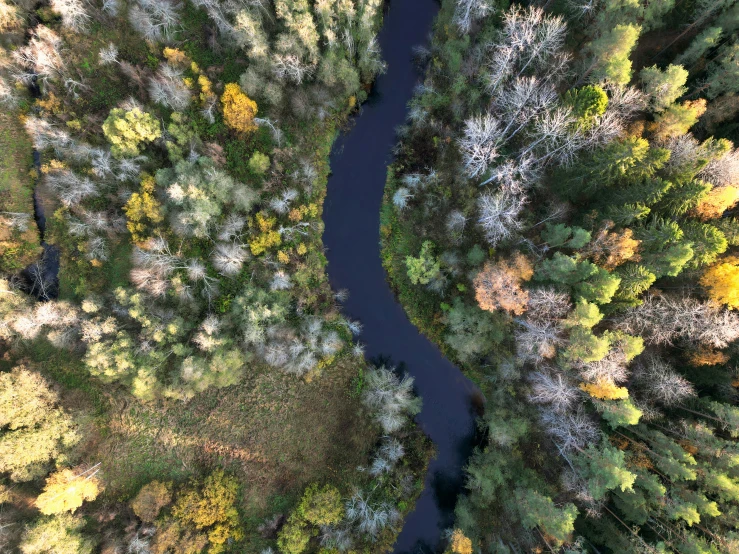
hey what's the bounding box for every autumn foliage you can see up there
[579,378,629,400]
[700,259,739,309]
[35,467,101,515]
[449,529,473,554]
[221,83,258,134]
[474,254,534,315]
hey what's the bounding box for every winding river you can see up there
[323,1,481,552]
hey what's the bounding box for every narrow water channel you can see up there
[323,1,481,552]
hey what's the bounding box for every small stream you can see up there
[323,0,481,552]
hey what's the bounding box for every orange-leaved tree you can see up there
[473,253,533,315]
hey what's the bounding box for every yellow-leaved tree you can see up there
[124,174,163,243]
[36,467,101,515]
[700,259,739,309]
[221,83,258,133]
[579,378,629,400]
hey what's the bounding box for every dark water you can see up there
[323,1,481,552]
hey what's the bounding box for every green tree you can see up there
[706,41,739,99]
[676,26,723,67]
[444,298,507,362]
[585,24,641,86]
[405,240,441,285]
[575,442,636,500]
[249,151,270,174]
[563,85,608,128]
[297,483,343,526]
[515,489,578,546]
[20,514,95,554]
[102,107,161,158]
[277,514,311,554]
[640,64,688,112]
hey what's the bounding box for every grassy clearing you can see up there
[0,111,42,271]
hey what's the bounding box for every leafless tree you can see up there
[540,407,599,451]
[477,188,526,246]
[149,64,191,110]
[458,113,501,178]
[453,0,495,34]
[526,287,571,322]
[99,43,119,65]
[211,243,248,276]
[128,0,181,43]
[272,53,314,84]
[529,370,579,412]
[50,0,90,31]
[634,355,696,406]
[617,294,739,348]
[699,145,739,188]
[12,26,65,84]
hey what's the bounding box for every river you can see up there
[322,0,481,552]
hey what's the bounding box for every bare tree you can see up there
[149,64,191,110]
[128,0,181,43]
[50,0,90,31]
[477,188,526,246]
[529,370,579,412]
[458,113,501,178]
[634,355,696,406]
[453,0,495,34]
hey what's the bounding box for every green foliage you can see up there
[640,64,688,111]
[444,298,507,362]
[405,240,441,285]
[102,107,161,159]
[515,489,578,546]
[595,398,643,428]
[466,244,486,266]
[297,483,343,526]
[587,24,641,85]
[563,85,608,127]
[563,326,611,363]
[575,442,636,500]
[277,514,311,554]
[249,151,270,175]
[541,223,591,248]
[563,299,603,328]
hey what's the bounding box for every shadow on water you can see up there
[323,0,483,552]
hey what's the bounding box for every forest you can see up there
[382,0,739,551]
[1,0,738,550]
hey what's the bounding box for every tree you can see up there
[124,174,164,243]
[477,189,526,246]
[405,241,441,285]
[515,489,578,546]
[574,442,636,500]
[473,254,533,315]
[639,64,688,112]
[131,481,172,522]
[102,107,161,158]
[459,114,500,178]
[676,26,723,67]
[579,378,629,400]
[362,364,422,433]
[706,42,739,99]
[453,0,495,33]
[444,298,507,362]
[20,514,94,554]
[221,83,258,133]
[448,529,473,554]
[36,467,101,515]
[50,0,89,31]
[278,514,311,554]
[585,24,641,86]
[167,470,243,553]
[0,366,79,482]
[249,152,270,174]
[563,85,608,127]
[694,185,739,219]
[297,483,343,526]
[651,99,707,140]
[700,260,739,309]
